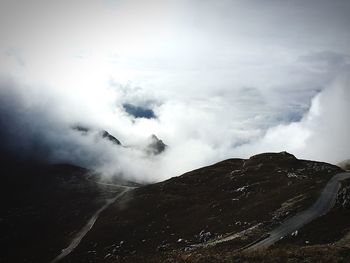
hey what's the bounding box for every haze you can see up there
[0,0,349,182]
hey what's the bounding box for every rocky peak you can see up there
[147,135,167,155]
[101,130,121,145]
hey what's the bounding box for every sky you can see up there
[0,0,349,182]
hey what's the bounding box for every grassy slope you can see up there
[63,152,343,262]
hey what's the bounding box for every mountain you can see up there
[146,134,167,155]
[0,158,137,263]
[101,130,122,145]
[72,125,167,154]
[2,152,350,263]
[72,126,122,145]
[53,152,350,263]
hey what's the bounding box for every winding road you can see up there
[50,171,350,260]
[51,185,134,263]
[246,172,350,251]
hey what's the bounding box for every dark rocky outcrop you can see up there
[72,125,122,145]
[101,130,122,145]
[147,135,167,155]
[336,181,350,208]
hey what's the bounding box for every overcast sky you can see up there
[0,0,349,182]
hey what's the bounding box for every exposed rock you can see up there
[72,125,122,145]
[157,242,170,252]
[101,130,122,145]
[335,184,350,208]
[146,135,167,155]
[291,230,299,236]
[272,194,306,222]
[198,230,214,243]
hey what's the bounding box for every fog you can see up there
[0,0,349,182]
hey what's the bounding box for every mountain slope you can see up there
[61,152,343,262]
[0,159,133,263]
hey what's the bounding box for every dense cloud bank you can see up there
[0,70,349,182]
[235,71,350,163]
[0,0,349,182]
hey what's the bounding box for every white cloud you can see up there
[0,0,349,182]
[235,70,350,163]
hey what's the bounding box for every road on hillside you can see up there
[246,172,350,251]
[51,185,135,263]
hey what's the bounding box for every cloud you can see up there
[234,69,350,163]
[1,69,348,183]
[0,1,349,182]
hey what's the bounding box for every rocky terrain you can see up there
[1,151,349,263]
[0,157,136,263]
[72,125,167,154]
[56,152,345,263]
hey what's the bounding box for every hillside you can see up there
[58,152,346,262]
[0,158,135,263]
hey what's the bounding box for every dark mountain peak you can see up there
[101,130,121,145]
[72,125,122,146]
[147,134,167,155]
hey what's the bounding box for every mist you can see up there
[0,0,349,182]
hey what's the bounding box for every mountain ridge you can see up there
[2,152,350,263]
[58,152,346,262]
